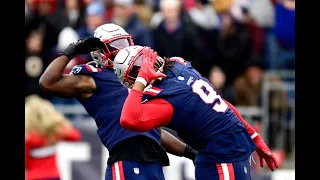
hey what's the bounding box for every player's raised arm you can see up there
[39,37,103,98]
[159,128,198,162]
[120,48,173,132]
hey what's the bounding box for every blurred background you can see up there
[25,0,295,179]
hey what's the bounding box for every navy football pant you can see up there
[105,161,165,180]
[195,158,251,180]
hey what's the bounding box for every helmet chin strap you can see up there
[86,61,98,65]
[155,66,165,81]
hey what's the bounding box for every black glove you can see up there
[58,37,104,60]
[183,145,198,164]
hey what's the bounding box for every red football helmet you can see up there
[90,23,134,68]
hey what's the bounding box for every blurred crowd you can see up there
[25,0,295,110]
[25,0,295,161]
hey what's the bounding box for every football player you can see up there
[39,24,197,180]
[113,46,279,180]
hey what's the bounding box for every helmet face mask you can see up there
[90,24,134,68]
[123,51,144,88]
[113,46,165,88]
[90,50,109,67]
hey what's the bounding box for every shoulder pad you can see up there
[70,64,102,75]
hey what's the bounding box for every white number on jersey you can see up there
[191,79,228,112]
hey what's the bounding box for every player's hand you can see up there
[59,37,104,60]
[253,135,279,171]
[137,47,166,85]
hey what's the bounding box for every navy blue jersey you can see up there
[71,64,161,150]
[143,58,256,163]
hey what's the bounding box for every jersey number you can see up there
[192,79,228,112]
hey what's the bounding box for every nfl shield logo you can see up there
[71,66,82,74]
[133,167,140,175]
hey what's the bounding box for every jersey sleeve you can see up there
[120,89,174,132]
[223,99,258,138]
[70,64,102,75]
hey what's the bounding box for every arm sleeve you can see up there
[120,89,174,132]
[223,99,258,139]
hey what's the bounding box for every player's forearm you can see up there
[223,99,257,137]
[160,128,198,161]
[132,81,147,92]
[120,89,147,131]
[160,128,186,156]
[39,55,70,90]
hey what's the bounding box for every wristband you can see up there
[183,145,198,161]
[57,44,77,60]
[136,77,147,86]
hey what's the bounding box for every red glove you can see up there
[253,133,279,171]
[136,47,166,86]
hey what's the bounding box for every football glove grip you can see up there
[253,133,279,171]
[137,47,166,83]
[58,37,104,60]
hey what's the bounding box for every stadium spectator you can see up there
[77,1,105,38]
[151,0,202,71]
[235,5,265,57]
[102,0,115,22]
[214,12,252,87]
[25,30,53,100]
[25,95,81,180]
[63,0,86,30]
[25,0,68,54]
[210,0,232,14]
[133,0,154,29]
[25,0,69,100]
[249,0,275,28]
[232,54,264,106]
[110,0,154,47]
[76,1,106,61]
[187,0,220,77]
[208,66,236,104]
[269,0,295,70]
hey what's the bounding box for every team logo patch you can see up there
[72,66,82,74]
[133,167,140,175]
[177,76,185,80]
